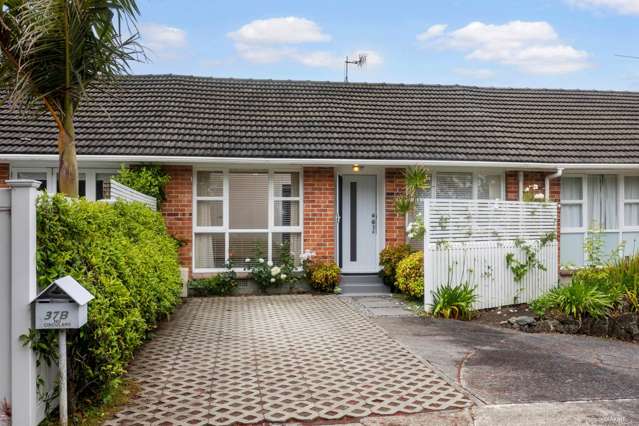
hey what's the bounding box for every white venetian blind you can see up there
[436,172,473,199]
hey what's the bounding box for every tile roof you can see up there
[2,74,639,163]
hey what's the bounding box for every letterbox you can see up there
[34,276,94,330]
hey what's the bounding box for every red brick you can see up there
[0,163,9,188]
[160,166,193,275]
[303,167,335,261]
[385,168,406,246]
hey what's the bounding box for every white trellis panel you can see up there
[104,178,157,211]
[423,199,559,310]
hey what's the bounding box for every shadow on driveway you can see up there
[372,315,639,405]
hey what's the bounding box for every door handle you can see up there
[371,213,376,234]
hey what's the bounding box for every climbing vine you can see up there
[505,232,557,283]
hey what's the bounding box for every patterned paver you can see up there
[107,295,472,425]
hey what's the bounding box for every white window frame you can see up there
[11,167,118,200]
[559,175,586,233]
[623,176,639,231]
[420,169,506,201]
[192,166,304,273]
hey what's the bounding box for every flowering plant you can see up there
[406,213,425,240]
[523,184,545,202]
[246,241,299,293]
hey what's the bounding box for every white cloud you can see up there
[416,24,448,41]
[453,68,495,79]
[418,20,590,75]
[228,17,382,70]
[568,0,639,15]
[141,23,187,60]
[228,17,330,45]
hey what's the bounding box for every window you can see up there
[561,177,584,228]
[193,169,302,270]
[587,175,618,230]
[16,171,47,191]
[624,176,639,227]
[477,174,502,200]
[95,173,115,200]
[435,172,473,199]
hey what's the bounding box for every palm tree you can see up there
[0,0,143,196]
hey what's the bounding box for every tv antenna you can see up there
[344,54,367,82]
[616,54,639,60]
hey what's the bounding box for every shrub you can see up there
[530,279,614,320]
[113,165,170,202]
[190,262,237,296]
[308,261,341,293]
[33,194,182,411]
[396,251,424,298]
[245,242,299,293]
[378,244,413,288]
[431,283,478,320]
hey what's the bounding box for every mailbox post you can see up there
[33,276,94,426]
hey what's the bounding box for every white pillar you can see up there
[8,179,40,426]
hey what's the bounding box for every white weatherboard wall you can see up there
[423,199,559,310]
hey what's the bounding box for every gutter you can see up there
[545,168,564,200]
[2,154,639,170]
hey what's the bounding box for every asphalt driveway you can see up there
[106,295,471,425]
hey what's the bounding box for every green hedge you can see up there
[36,194,182,409]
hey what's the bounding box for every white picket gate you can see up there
[423,199,559,310]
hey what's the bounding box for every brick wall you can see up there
[303,167,336,261]
[385,168,406,246]
[0,163,9,188]
[161,166,193,274]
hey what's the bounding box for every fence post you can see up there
[423,199,434,310]
[8,179,40,426]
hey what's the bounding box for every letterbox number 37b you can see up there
[44,310,69,321]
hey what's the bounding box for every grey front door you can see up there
[342,175,378,272]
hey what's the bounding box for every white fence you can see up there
[0,180,51,425]
[423,199,559,310]
[104,178,157,210]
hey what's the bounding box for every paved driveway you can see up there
[107,295,472,425]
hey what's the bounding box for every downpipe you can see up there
[545,168,564,200]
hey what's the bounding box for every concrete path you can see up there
[107,295,471,425]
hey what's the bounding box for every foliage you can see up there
[189,262,237,296]
[245,241,299,293]
[378,244,413,287]
[394,166,431,215]
[27,194,181,413]
[406,214,425,240]
[114,165,171,203]
[0,0,143,196]
[584,226,605,267]
[530,279,614,320]
[396,251,424,298]
[522,184,545,202]
[606,256,639,311]
[430,282,478,320]
[505,232,556,282]
[308,261,341,293]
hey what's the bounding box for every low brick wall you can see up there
[385,168,406,247]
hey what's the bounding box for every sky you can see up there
[132,0,639,90]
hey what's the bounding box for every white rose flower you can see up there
[532,184,539,190]
[271,266,281,276]
[258,258,264,263]
[280,273,287,280]
[270,278,276,283]
[534,193,545,200]
[245,258,251,263]
[267,261,273,267]
[524,187,530,192]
